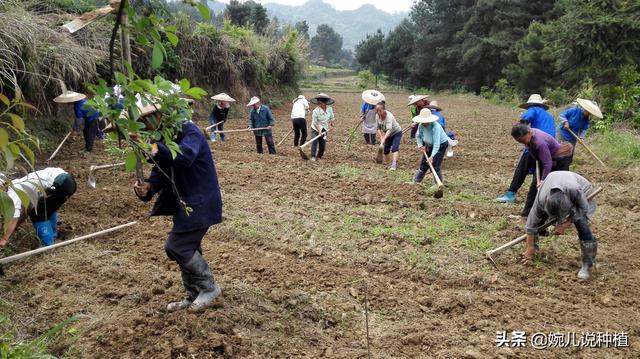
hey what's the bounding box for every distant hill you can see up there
[207,0,407,50]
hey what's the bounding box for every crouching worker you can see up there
[133,104,223,312]
[523,171,598,280]
[0,167,76,248]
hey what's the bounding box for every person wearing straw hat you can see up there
[558,98,603,160]
[134,98,224,312]
[496,94,557,204]
[427,100,458,158]
[290,95,310,146]
[412,108,450,184]
[209,93,236,142]
[361,90,385,145]
[247,96,276,155]
[54,90,101,156]
[407,95,430,139]
[523,171,598,280]
[0,168,76,249]
[510,123,573,218]
[310,93,335,161]
[376,102,403,170]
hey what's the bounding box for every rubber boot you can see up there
[167,266,199,312]
[183,251,221,312]
[33,221,55,247]
[413,170,426,184]
[49,211,58,240]
[496,191,516,203]
[578,240,597,281]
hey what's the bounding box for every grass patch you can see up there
[589,130,640,167]
[336,166,364,178]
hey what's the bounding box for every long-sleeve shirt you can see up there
[521,106,556,138]
[312,106,334,131]
[74,99,100,122]
[432,110,446,129]
[415,121,451,155]
[208,105,229,125]
[6,168,66,218]
[360,103,377,134]
[291,98,309,119]
[558,106,589,142]
[376,111,401,136]
[526,129,565,180]
[248,105,275,136]
[526,171,596,234]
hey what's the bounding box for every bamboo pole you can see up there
[47,131,72,161]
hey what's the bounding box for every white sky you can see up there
[215,0,414,14]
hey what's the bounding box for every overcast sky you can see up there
[215,0,414,14]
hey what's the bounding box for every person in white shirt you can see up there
[0,167,76,248]
[290,95,309,146]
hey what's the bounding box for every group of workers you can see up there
[0,85,606,313]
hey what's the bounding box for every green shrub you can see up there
[590,130,640,167]
[357,70,375,89]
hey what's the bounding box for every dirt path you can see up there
[1,92,639,358]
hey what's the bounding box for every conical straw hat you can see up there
[576,98,603,119]
[361,90,385,105]
[519,94,548,110]
[53,90,86,103]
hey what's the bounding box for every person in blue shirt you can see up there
[557,98,603,157]
[496,94,557,204]
[73,97,101,155]
[134,104,223,313]
[247,96,276,155]
[427,100,458,157]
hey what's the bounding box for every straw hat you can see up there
[519,94,548,110]
[211,93,236,102]
[311,93,334,105]
[412,108,440,124]
[576,98,603,119]
[53,90,86,103]
[362,90,385,105]
[407,94,429,107]
[246,96,261,107]
[428,100,442,112]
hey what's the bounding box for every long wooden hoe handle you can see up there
[277,128,294,146]
[205,121,224,131]
[422,150,443,188]
[214,127,270,134]
[566,127,607,168]
[300,128,330,149]
[47,131,72,161]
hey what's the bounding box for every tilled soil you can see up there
[1,92,639,358]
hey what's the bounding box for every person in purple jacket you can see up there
[497,94,556,204]
[510,124,573,217]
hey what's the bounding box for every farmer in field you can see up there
[247,96,276,155]
[0,167,77,248]
[523,171,598,280]
[54,90,100,156]
[412,108,450,184]
[134,101,223,312]
[290,94,309,146]
[310,93,335,161]
[361,90,385,145]
[510,123,573,217]
[427,100,458,158]
[407,95,429,139]
[558,98,603,161]
[496,94,557,204]
[376,101,403,170]
[208,93,236,141]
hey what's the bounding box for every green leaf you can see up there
[0,128,8,150]
[165,25,177,32]
[197,3,211,21]
[0,93,9,106]
[151,42,164,69]
[166,32,179,47]
[17,142,35,166]
[0,191,15,232]
[7,113,24,131]
[12,188,30,213]
[8,143,19,156]
[179,79,190,92]
[4,148,13,171]
[184,87,207,99]
[125,151,138,172]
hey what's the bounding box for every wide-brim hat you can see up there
[362,89,385,105]
[576,98,603,119]
[246,96,261,107]
[412,108,439,124]
[292,94,306,103]
[53,90,86,103]
[427,100,442,112]
[211,93,236,102]
[519,94,548,110]
[407,94,429,106]
[311,93,334,105]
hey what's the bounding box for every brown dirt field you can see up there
[1,91,639,358]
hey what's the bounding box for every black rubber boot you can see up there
[183,251,221,312]
[167,266,199,312]
[578,240,598,281]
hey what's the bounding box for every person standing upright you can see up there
[247,96,276,155]
[361,90,385,145]
[310,93,335,161]
[209,93,236,141]
[290,95,309,146]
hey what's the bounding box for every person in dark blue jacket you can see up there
[496,94,557,204]
[134,104,223,312]
[247,96,276,154]
[73,98,101,155]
